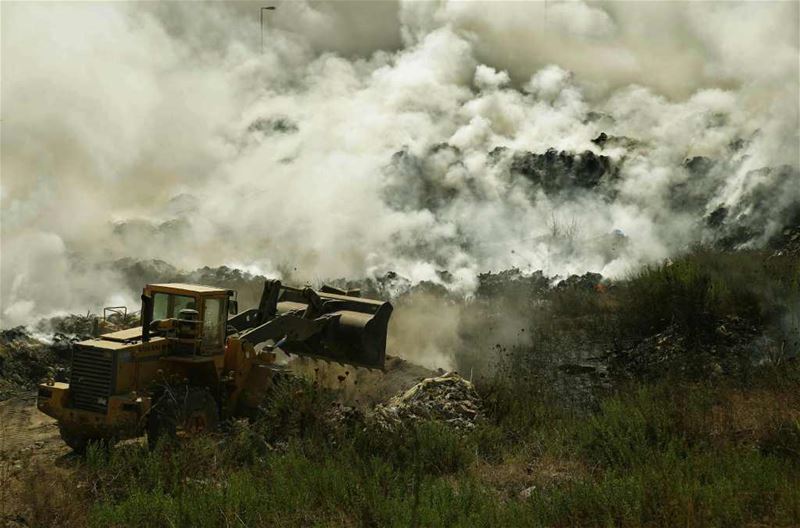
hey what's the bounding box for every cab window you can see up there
[174,295,197,316]
[151,292,196,319]
[202,298,225,351]
[153,293,169,320]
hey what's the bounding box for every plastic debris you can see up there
[371,372,482,430]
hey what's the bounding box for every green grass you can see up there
[12,249,800,527]
[616,249,800,342]
[67,374,798,528]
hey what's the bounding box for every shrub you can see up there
[354,420,474,477]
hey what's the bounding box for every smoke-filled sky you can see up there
[1,1,798,327]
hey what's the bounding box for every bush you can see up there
[761,418,800,461]
[254,375,336,443]
[354,420,474,477]
[617,249,800,344]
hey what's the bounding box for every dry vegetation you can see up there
[2,249,799,527]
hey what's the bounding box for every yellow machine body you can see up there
[37,281,392,448]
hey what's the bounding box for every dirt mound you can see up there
[371,372,482,430]
[287,354,439,408]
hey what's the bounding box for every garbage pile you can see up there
[371,372,482,431]
[475,268,549,300]
[555,272,604,291]
[38,313,98,338]
[506,147,617,193]
[37,311,141,338]
[0,312,141,400]
[772,224,800,256]
[0,327,66,400]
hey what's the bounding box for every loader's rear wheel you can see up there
[147,387,219,449]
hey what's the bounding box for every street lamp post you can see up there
[261,6,276,54]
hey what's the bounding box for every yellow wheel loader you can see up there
[36,280,392,452]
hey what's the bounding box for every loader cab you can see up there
[143,283,234,356]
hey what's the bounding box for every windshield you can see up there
[152,292,196,320]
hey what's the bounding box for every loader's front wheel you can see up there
[59,426,89,454]
[147,387,219,449]
[59,426,110,455]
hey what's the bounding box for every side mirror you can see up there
[228,299,239,315]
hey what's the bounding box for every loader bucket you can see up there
[275,289,392,370]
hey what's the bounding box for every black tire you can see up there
[146,394,179,449]
[147,387,219,450]
[59,426,111,455]
[59,426,89,454]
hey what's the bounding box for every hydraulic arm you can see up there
[230,280,392,370]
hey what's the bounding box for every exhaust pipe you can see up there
[141,294,153,342]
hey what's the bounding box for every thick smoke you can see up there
[1,1,798,328]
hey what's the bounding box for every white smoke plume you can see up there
[1,1,798,327]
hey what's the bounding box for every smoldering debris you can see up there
[508,148,617,194]
[36,310,140,339]
[555,272,604,291]
[0,312,142,400]
[771,223,800,257]
[37,310,141,341]
[606,316,769,382]
[475,268,550,300]
[37,314,98,339]
[371,373,482,431]
[114,258,269,309]
[0,328,66,400]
